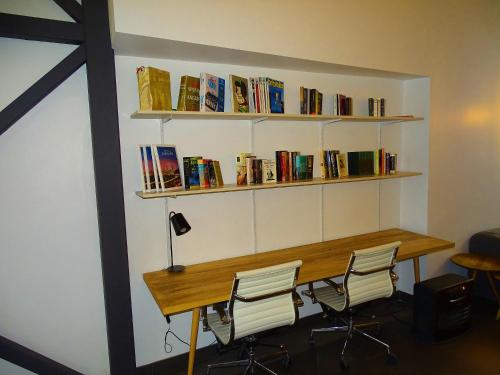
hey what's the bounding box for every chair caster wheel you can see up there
[386,351,398,365]
[340,358,349,370]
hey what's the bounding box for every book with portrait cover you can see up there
[200,73,225,112]
[337,153,348,177]
[177,75,200,111]
[268,78,285,113]
[153,145,182,192]
[229,75,250,112]
[262,159,277,184]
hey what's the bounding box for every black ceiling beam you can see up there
[0,335,83,375]
[81,1,136,374]
[53,0,83,23]
[0,45,86,137]
[0,13,83,45]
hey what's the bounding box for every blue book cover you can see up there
[217,77,225,112]
[268,78,284,114]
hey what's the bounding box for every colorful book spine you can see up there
[213,160,224,186]
[198,159,210,188]
[188,156,202,189]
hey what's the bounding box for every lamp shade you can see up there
[170,212,191,236]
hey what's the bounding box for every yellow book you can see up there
[136,66,172,111]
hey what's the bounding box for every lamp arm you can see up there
[168,211,176,268]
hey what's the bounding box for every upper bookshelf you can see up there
[131,110,423,124]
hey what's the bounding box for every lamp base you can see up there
[166,265,185,273]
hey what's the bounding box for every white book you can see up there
[265,78,271,113]
[374,98,379,117]
[246,156,256,184]
[150,144,160,192]
[140,145,153,192]
[153,145,165,192]
[138,146,147,193]
[258,77,265,113]
[248,78,255,113]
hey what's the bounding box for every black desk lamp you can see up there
[167,211,191,272]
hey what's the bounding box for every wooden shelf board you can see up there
[136,171,422,199]
[130,110,423,123]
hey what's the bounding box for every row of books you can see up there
[320,149,398,178]
[236,151,315,185]
[183,157,224,190]
[236,154,276,185]
[368,98,385,116]
[138,144,182,193]
[299,87,323,115]
[333,94,353,115]
[137,66,286,114]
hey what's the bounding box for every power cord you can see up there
[164,316,190,353]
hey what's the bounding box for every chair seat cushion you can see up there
[207,313,231,345]
[314,286,346,312]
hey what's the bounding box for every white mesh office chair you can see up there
[302,241,401,370]
[204,260,302,375]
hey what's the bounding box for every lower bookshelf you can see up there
[136,171,422,199]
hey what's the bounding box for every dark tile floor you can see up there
[158,297,500,375]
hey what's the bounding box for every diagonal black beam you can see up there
[0,335,83,375]
[0,45,86,137]
[81,1,136,374]
[53,0,83,23]
[0,13,83,45]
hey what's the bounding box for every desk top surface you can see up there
[144,228,454,315]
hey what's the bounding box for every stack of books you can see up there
[138,145,182,193]
[333,94,352,115]
[183,157,224,189]
[299,87,323,115]
[368,98,385,116]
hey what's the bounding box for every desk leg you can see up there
[413,257,420,284]
[187,307,200,375]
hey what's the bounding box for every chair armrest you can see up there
[390,270,399,285]
[322,278,345,295]
[293,290,304,307]
[212,302,230,325]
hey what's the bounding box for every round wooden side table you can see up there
[450,253,500,319]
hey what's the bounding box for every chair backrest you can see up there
[228,260,302,341]
[343,241,401,309]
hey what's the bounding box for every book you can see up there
[262,159,277,183]
[337,153,348,177]
[182,157,191,189]
[207,160,217,187]
[347,151,375,175]
[245,155,257,184]
[306,155,314,179]
[290,151,300,180]
[380,98,385,116]
[213,160,224,186]
[295,155,308,180]
[188,156,203,189]
[153,145,182,192]
[236,153,253,185]
[268,78,285,113]
[177,75,200,111]
[200,73,225,112]
[253,159,263,184]
[136,66,172,111]
[142,145,159,192]
[309,89,317,115]
[138,146,149,192]
[368,98,374,116]
[198,159,210,188]
[229,75,250,112]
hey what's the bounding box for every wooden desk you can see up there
[144,228,454,374]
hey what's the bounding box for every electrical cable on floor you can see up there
[164,317,190,353]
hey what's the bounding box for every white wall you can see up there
[0,2,109,375]
[115,55,424,365]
